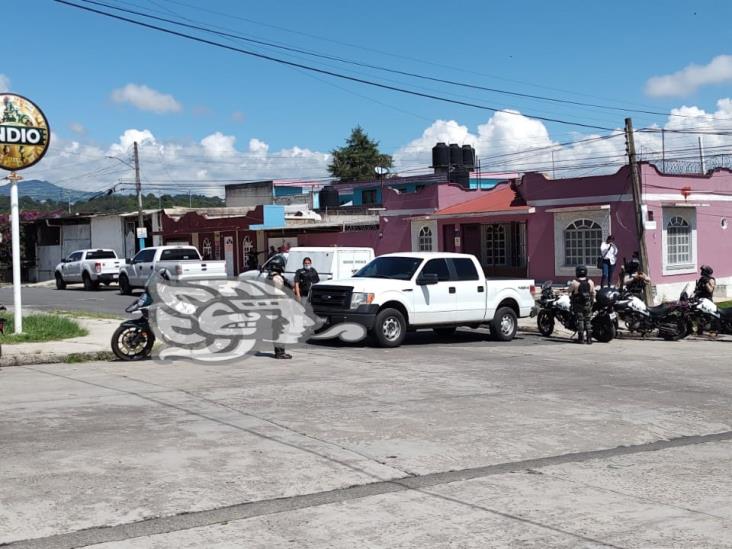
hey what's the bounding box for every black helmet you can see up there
[596,287,619,307]
[575,265,588,278]
[268,255,285,274]
[700,265,713,277]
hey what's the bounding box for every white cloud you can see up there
[645,55,732,97]
[248,137,269,155]
[69,122,86,135]
[201,132,237,158]
[111,83,182,113]
[107,128,156,156]
[0,74,10,92]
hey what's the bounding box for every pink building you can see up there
[416,163,732,301]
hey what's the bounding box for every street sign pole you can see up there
[7,172,23,334]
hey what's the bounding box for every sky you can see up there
[4,0,732,195]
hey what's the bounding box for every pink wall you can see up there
[640,164,732,286]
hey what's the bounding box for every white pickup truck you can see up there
[309,252,535,347]
[55,249,125,291]
[118,245,227,294]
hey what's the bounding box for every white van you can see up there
[239,246,375,287]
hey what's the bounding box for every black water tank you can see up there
[452,166,470,187]
[462,145,476,169]
[431,142,449,168]
[319,186,340,209]
[449,143,463,166]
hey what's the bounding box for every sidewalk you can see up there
[0,317,118,367]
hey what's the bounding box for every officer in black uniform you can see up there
[569,265,596,344]
[294,257,320,301]
[695,265,716,300]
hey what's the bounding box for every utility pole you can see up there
[625,118,651,305]
[698,136,706,174]
[661,129,666,173]
[133,141,145,251]
[188,190,192,208]
[551,150,556,179]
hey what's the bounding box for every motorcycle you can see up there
[613,286,691,341]
[531,281,617,342]
[687,296,732,336]
[110,278,158,361]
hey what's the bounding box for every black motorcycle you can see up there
[687,295,732,336]
[532,281,616,342]
[111,291,155,361]
[613,286,690,340]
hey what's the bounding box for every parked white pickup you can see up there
[55,249,126,291]
[309,252,535,347]
[118,246,227,294]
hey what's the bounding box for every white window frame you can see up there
[201,238,213,259]
[411,220,437,252]
[662,207,696,275]
[553,209,610,277]
[418,226,433,251]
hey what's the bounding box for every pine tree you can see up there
[328,126,393,182]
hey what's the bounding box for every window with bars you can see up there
[666,215,691,265]
[201,238,213,260]
[563,219,602,267]
[418,226,433,251]
[485,224,507,266]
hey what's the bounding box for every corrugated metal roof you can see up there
[432,183,528,216]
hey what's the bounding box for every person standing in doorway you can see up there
[294,257,320,302]
[599,235,618,287]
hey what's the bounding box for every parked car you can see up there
[55,249,126,291]
[309,252,535,347]
[239,247,375,288]
[118,246,227,294]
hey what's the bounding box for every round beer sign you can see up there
[0,93,50,171]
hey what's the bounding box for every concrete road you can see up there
[2,333,732,548]
[0,285,136,316]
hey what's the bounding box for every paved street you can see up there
[0,285,138,317]
[2,332,732,548]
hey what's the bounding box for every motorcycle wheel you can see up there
[537,310,555,337]
[111,325,155,361]
[660,317,689,341]
[592,316,616,343]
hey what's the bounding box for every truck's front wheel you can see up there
[119,274,132,295]
[373,308,406,348]
[491,307,518,341]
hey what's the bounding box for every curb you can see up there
[0,350,116,368]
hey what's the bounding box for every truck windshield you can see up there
[353,257,423,280]
[86,250,116,259]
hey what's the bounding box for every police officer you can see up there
[695,265,716,300]
[267,257,291,359]
[294,257,320,301]
[568,265,596,344]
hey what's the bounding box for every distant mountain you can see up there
[0,179,94,203]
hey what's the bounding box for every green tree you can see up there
[328,126,393,182]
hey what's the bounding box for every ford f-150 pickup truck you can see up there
[118,246,227,294]
[55,249,125,291]
[309,252,535,347]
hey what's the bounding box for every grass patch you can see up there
[50,309,122,320]
[0,312,88,344]
[718,300,732,309]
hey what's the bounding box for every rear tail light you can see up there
[175,264,183,275]
[530,285,536,295]
[95,262,102,273]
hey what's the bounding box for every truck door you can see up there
[412,258,455,324]
[130,249,156,286]
[448,257,486,322]
[63,251,84,282]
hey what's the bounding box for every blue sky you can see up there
[4,0,732,191]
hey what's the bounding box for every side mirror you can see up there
[416,272,439,286]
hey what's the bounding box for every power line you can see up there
[55,0,617,132]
